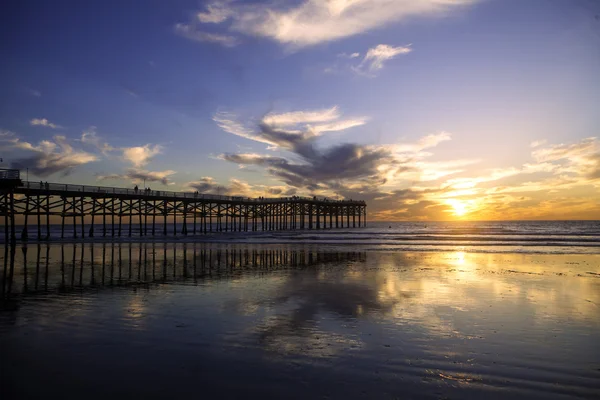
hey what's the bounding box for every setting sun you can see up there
[447,199,469,217]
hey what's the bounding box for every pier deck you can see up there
[1,173,367,241]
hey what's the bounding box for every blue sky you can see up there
[1,0,599,220]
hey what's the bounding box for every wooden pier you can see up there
[1,169,367,241]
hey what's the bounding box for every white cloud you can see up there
[0,129,16,139]
[3,128,169,179]
[338,52,361,58]
[531,137,599,179]
[122,144,163,168]
[531,137,597,164]
[354,44,412,74]
[393,131,451,153]
[214,106,368,150]
[262,106,340,126]
[174,23,238,47]
[326,44,412,78]
[78,127,164,167]
[310,118,369,134]
[213,112,264,143]
[194,0,477,48]
[30,118,61,129]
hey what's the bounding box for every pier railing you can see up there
[0,168,20,180]
[19,181,365,204]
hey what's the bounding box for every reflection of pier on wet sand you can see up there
[0,243,366,299]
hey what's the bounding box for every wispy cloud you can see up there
[174,22,238,47]
[338,52,361,59]
[325,44,412,77]
[193,0,477,48]
[197,1,233,24]
[215,106,368,151]
[98,169,176,186]
[79,127,115,155]
[30,118,61,129]
[530,139,547,148]
[531,137,600,179]
[353,44,412,76]
[27,88,42,97]
[262,106,341,126]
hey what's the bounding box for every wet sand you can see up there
[1,243,599,399]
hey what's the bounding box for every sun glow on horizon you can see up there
[447,199,469,217]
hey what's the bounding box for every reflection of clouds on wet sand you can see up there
[221,250,600,361]
[253,274,396,357]
[256,314,362,358]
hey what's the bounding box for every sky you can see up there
[1,0,599,221]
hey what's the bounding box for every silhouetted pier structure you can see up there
[1,171,367,241]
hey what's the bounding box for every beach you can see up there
[3,0,599,397]
[1,225,599,399]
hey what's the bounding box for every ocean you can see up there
[4,220,600,253]
[1,221,599,399]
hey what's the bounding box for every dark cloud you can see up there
[221,122,398,194]
[267,186,297,196]
[214,108,444,218]
[8,135,98,177]
[12,153,93,178]
[97,169,176,186]
[186,177,228,194]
